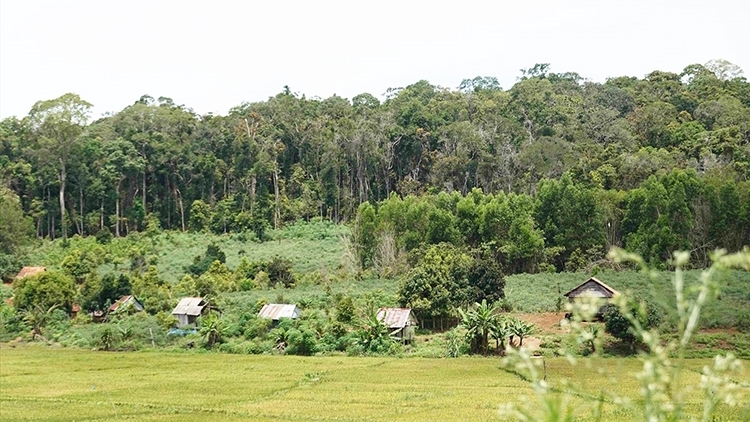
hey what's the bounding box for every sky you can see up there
[1,0,749,120]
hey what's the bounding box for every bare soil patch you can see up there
[515,312,568,333]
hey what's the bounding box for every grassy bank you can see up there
[1,345,748,421]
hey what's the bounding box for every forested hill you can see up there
[1,61,749,275]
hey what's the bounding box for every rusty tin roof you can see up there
[377,308,416,329]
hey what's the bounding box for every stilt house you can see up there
[377,308,418,343]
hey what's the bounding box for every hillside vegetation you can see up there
[2,60,749,280]
[24,220,348,284]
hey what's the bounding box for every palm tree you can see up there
[199,312,225,348]
[356,308,391,352]
[459,300,500,355]
[509,318,535,347]
[20,304,59,341]
[490,316,512,355]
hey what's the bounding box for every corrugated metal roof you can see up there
[16,266,45,279]
[109,295,144,312]
[377,308,416,329]
[172,297,207,316]
[258,304,300,320]
[564,277,620,298]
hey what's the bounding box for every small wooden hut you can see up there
[172,297,207,327]
[377,308,418,343]
[563,277,620,318]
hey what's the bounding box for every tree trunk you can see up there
[79,187,84,235]
[175,187,185,232]
[272,164,280,230]
[142,171,147,213]
[115,178,122,237]
[58,161,67,240]
[250,175,256,214]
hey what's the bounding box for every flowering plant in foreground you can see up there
[500,247,750,421]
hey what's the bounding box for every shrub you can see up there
[13,270,76,313]
[285,327,318,355]
[267,256,296,288]
[95,228,113,245]
[603,298,662,346]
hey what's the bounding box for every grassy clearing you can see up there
[25,221,349,284]
[1,345,748,421]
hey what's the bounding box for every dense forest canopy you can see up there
[1,61,749,276]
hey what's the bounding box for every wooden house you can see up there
[377,308,418,343]
[258,304,301,324]
[15,266,45,279]
[171,297,207,327]
[563,277,620,318]
[108,295,145,314]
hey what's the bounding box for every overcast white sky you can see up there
[1,0,748,120]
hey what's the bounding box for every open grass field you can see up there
[2,345,749,421]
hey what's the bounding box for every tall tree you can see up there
[26,93,92,241]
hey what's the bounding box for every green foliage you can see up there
[398,243,506,320]
[13,270,75,313]
[189,199,213,232]
[187,242,226,276]
[458,299,501,355]
[0,187,33,259]
[95,228,113,245]
[603,299,662,345]
[61,248,102,283]
[535,173,605,270]
[397,244,473,318]
[0,253,22,283]
[81,273,132,312]
[20,303,60,340]
[198,312,226,349]
[353,308,396,355]
[265,256,296,288]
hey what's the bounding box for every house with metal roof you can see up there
[172,297,207,327]
[377,308,418,343]
[258,304,301,322]
[109,295,145,314]
[563,277,620,318]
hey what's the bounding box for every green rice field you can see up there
[1,345,748,421]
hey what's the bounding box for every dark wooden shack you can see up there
[563,277,620,318]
